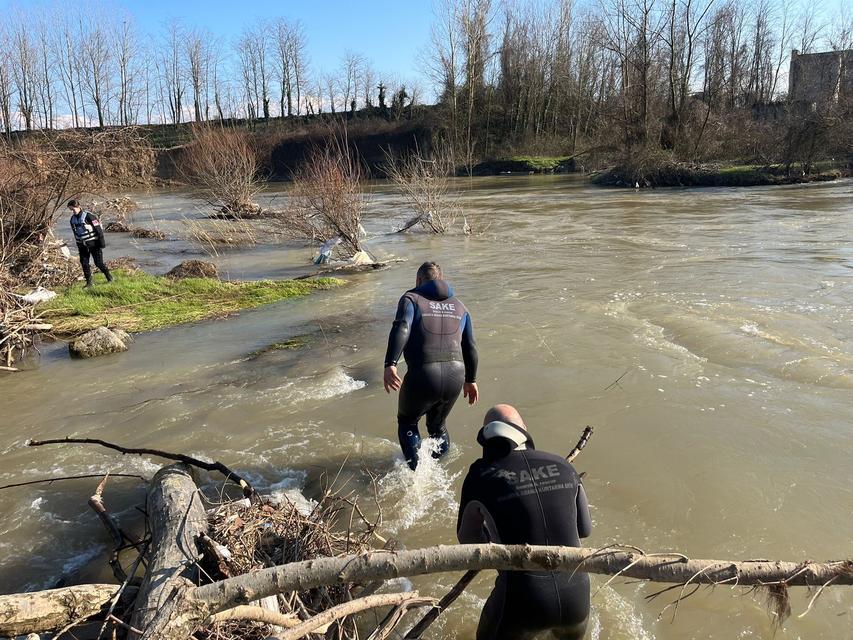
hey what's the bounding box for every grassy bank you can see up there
[43,270,343,337]
[592,159,849,188]
[471,156,578,175]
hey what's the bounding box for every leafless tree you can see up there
[236,22,272,119]
[361,62,376,107]
[181,125,263,216]
[32,15,56,129]
[323,72,339,113]
[273,19,308,117]
[9,13,37,130]
[115,15,140,126]
[77,12,114,128]
[54,10,83,128]
[662,0,716,151]
[340,52,365,113]
[428,0,462,159]
[826,4,852,50]
[792,0,824,54]
[0,27,15,135]
[186,28,216,123]
[160,20,186,124]
[384,147,459,233]
[285,138,366,258]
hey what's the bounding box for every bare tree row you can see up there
[0,3,420,134]
[425,0,852,162]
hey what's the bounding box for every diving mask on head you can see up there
[476,420,534,450]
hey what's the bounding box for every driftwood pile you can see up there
[0,436,851,640]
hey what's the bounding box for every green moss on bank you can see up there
[247,337,308,359]
[471,156,578,175]
[43,270,343,336]
[593,160,848,188]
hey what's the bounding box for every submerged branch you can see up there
[28,436,256,498]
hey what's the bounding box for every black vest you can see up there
[460,449,583,547]
[403,289,468,367]
[71,212,98,245]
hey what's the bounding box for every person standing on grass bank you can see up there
[68,199,112,288]
[457,404,592,640]
[384,261,479,469]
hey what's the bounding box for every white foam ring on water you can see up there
[378,438,462,535]
[264,367,367,404]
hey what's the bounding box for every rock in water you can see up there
[104,221,131,232]
[166,260,219,279]
[69,327,133,359]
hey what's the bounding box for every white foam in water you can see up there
[266,367,366,404]
[378,438,461,535]
[592,585,656,640]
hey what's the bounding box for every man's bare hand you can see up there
[463,382,479,405]
[384,365,402,393]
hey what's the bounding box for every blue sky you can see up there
[120,0,434,81]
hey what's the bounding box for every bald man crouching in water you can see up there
[457,405,592,640]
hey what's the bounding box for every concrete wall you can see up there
[789,49,853,104]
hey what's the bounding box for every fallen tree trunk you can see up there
[128,463,208,640]
[190,545,853,617]
[0,584,117,636]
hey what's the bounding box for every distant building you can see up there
[788,49,853,105]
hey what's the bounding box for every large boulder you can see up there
[166,260,219,279]
[69,327,133,359]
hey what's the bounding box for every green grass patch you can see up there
[507,156,573,171]
[43,270,343,336]
[247,337,308,359]
[472,156,578,175]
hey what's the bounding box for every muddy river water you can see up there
[1,176,851,638]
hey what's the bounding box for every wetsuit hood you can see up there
[409,279,454,301]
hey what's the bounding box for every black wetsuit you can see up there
[384,279,478,469]
[70,211,111,285]
[457,444,592,640]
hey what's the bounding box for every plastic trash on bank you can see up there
[350,251,375,265]
[22,287,58,305]
[313,237,342,264]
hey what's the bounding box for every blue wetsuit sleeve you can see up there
[384,297,414,367]
[461,313,478,383]
[576,482,592,539]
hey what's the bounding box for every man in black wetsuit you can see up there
[68,199,112,288]
[384,261,479,469]
[457,404,592,640]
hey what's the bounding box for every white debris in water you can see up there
[30,497,45,509]
[378,438,461,535]
[269,488,317,517]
